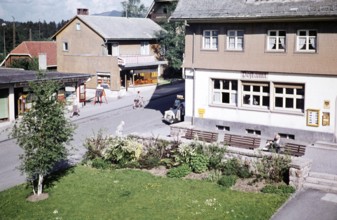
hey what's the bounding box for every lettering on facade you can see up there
[241,71,268,79]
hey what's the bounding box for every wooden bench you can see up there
[184,129,218,143]
[283,143,306,157]
[224,134,261,150]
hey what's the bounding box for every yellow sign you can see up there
[306,109,320,127]
[198,108,205,118]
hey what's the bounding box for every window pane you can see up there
[228,31,235,36]
[237,38,243,49]
[213,92,220,102]
[214,79,220,89]
[297,88,304,95]
[286,88,294,94]
[232,81,238,90]
[309,31,316,36]
[275,87,283,94]
[243,95,250,104]
[253,96,260,105]
[263,86,269,93]
[299,31,306,36]
[237,31,244,37]
[275,97,283,107]
[222,92,230,103]
[243,85,250,91]
[286,98,294,108]
[253,86,260,92]
[263,96,269,106]
[231,93,237,104]
[296,99,304,110]
[223,80,229,90]
[269,31,276,36]
[204,31,210,37]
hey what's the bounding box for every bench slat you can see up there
[224,134,260,149]
[185,129,218,143]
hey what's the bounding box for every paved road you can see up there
[0,82,184,192]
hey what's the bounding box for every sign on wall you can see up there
[322,112,330,126]
[306,109,320,127]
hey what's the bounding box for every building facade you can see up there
[53,12,167,90]
[171,0,337,144]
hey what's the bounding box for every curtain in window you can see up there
[309,37,316,49]
[269,37,276,49]
[279,37,285,49]
[212,37,218,49]
[204,37,210,48]
[298,38,306,50]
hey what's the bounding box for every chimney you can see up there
[77,8,89,15]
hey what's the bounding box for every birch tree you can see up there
[11,73,75,196]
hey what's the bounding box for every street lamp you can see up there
[1,23,6,57]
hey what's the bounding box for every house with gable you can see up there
[171,0,337,144]
[53,9,167,90]
[147,0,178,24]
[0,41,57,70]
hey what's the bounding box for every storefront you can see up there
[0,68,91,124]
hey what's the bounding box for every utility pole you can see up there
[12,16,15,49]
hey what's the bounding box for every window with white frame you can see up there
[227,30,244,50]
[112,43,119,56]
[242,82,269,108]
[267,30,286,51]
[274,84,304,111]
[63,42,68,51]
[76,23,81,31]
[203,30,218,50]
[212,79,238,105]
[141,41,149,55]
[296,30,317,52]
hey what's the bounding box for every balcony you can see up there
[118,55,157,67]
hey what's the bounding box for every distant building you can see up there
[171,0,337,144]
[0,41,57,70]
[52,10,167,90]
[147,0,178,24]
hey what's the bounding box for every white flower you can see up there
[53,209,58,214]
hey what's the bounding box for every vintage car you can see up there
[162,95,185,124]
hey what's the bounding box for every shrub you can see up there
[83,129,111,161]
[261,184,295,194]
[207,170,223,183]
[221,158,252,178]
[217,175,237,188]
[167,164,191,178]
[256,154,291,183]
[139,156,161,169]
[103,137,143,166]
[205,144,226,170]
[190,154,209,173]
[91,158,110,170]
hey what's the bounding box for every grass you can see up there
[0,166,289,220]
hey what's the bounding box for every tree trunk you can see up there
[37,174,44,195]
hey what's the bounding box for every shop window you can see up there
[212,79,238,106]
[242,82,269,108]
[274,84,304,112]
[203,30,218,50]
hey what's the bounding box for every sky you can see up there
[0,0,154,23]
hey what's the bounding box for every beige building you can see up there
[171,0,337,144]
[53,10,167,90]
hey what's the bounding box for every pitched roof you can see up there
[171,0,337,21]
[9,41,57,67]
[53,15,165,40]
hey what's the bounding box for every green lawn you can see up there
[0,166,288,220]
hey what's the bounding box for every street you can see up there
[0,82,184,191]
